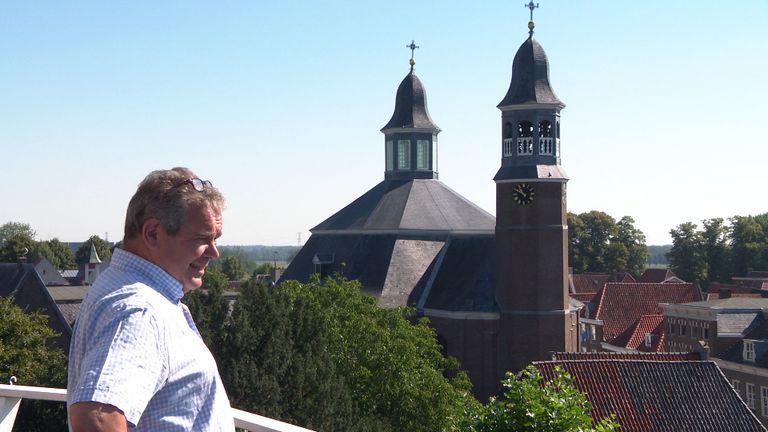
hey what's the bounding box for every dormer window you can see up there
[745,341,756,362]
[644,333,654,348]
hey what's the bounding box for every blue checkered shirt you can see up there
[67,248,234,431]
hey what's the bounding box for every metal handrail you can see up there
[0,384,313,432]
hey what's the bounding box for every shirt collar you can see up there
[111,247,185,303]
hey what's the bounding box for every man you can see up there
[67,167,234,431]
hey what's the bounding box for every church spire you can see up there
[381,42,441,180]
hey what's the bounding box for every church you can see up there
[281,10,579,398]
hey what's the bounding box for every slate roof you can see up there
[411,235,496,312]
[311,179,495,233]
[719,319,768,366]
[0,263,74,353]
[498,35,563,107]
[717,313,763,336]
[381,71,440,131]
[534,360,767,432]
[592,283,700,342]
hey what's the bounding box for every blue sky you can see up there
[1,1,766,246]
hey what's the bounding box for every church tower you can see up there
[495,4,578,373]
[381,41,441,181]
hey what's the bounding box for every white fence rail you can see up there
[0,384,313,432]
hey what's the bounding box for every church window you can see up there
[539,120,553,155]
[386,140,393,171]
[416,140,430,170]
[517,121,533,155]
[398,140,411,169]
[539,120,552,137]
[503,122,515,156]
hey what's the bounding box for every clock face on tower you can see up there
[512,183,535,205]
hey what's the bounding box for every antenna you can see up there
[297,232,302,246]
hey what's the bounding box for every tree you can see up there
[730,214,768,277]
[569,211,648,276]
[182,268,230,366]
[667,222,708,284]
[0,233,37,263]
[461,366,619,432]
[701,218,730,285]
[189,275,477,431]
[614,216,649,276]
[43,238,77,270]
[0,297,68,431]
[75,235,112,265]
[0,221,36,244]
[220,255,247,281]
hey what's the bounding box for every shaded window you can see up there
[398,140,410,169]
[518,121,533,137]
[385,140,393,171]
[416,140,429,170]
[539,120,552,137]
[504,122,514,139]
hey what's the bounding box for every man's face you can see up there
[155,205,222,293]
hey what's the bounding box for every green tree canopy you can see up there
[0,233,38,263]
[220,255,247,281]
[0,221,36,244]
[568,211,648,276]
[0,297,68,431]
[43,238,77,270]
[461,366,619,432]
[187,275,477,431]
[75,235,112,266]
[667,222,708,284]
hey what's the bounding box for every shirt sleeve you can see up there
[69,301,169,426]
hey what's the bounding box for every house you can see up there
[33,257,69,286]
[0,263,75,354]
[662,298,768,426]
[580,282,700,352]
[282,13,579,399]
[534,355,766,431]
[637,268,684,284]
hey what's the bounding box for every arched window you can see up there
[517,121,533,137]
[504,122,514,139]
[539,120,552,137]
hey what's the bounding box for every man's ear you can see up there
[141,218,163,250]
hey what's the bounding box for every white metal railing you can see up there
[517,137,533,155]
[502,138,514,157]
[0,384,313,432]
[539,137,554,155]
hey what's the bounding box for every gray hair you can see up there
[123,167,225,240]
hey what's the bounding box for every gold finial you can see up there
[528,21,535,30]
[406,39,419,72]
[525,1,539,36]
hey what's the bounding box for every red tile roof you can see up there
[570,292,598,303]
[534,360,766,432]
[611,314,664,350]
[551,352,704,361]
[572,273,612,293]
[571,272,637,294]
[592,283,700,342]
[638,268,678,283]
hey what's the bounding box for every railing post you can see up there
[0,395,22,432]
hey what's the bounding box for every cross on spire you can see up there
[525,1,539,21]
[406,39,419,71]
